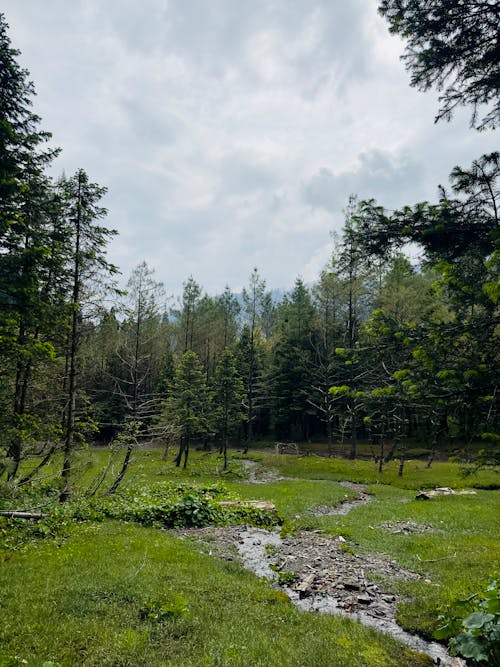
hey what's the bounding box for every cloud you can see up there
[2,0,497,296]
[304,149,424,214]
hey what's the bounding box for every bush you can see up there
[436,578,500,665]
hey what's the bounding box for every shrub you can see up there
[436,578,500,665]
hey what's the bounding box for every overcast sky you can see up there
[3,1,497,296]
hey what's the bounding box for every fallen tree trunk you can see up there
[217,500,276,511]
[0,510,48,519]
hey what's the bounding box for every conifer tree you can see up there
[212,349,245,469]
[59,169,118,500]
[0,14,61,478]
[163,351,210,469]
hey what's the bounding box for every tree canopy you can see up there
[379,0,500,130]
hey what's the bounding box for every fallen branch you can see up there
[0,510,48,520]
[416,553,456,563]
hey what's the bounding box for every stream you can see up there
[235,527,465,667]
[225,460,465,665]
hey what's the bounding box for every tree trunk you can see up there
[223,434,228,470]
[349,409,357,460]
[60,176,82,503]
[398,453,405,477]
[378,440,385,473]
[18,445,56,485]
[108,443,133,494]
[175,436,184,467]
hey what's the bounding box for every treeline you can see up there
[79,172,498,473]
[0,10,498,494]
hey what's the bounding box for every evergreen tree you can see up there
[241,268,267,448]
[162,351,210,469]
[212,349,246,469]
[271,278,317,440]
[179,276,201,353]
[0,14,62,478]
[58,169,118,500]
[379,0,500,130]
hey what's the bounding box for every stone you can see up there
[357,595,372,604]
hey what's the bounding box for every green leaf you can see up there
[451,633,489,662]
[462,612,495,630]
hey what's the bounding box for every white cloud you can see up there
[2,0,497,296]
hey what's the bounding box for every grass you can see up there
[252,452,500,489]
[2,445,499,665]
[226,478,356,520]
[0,521,430,667]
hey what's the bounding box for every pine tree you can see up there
[212,349,245,469]
[0,14,62,478]
[58,169,118,501]
[163,351,210,469]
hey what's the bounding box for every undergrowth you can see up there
[0,482,281,553]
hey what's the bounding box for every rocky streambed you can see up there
[173,467,466,666]
[175,524,463,666]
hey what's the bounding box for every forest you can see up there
[0,0,498,490]
[0,2,499,665]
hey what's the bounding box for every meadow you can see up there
[0,447,498,666]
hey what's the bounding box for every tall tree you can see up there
[59,169,118,501]
[331,197,374,458]
[0,14,61,479]
[241,268,267,448]
[179,276,201,353]
[116,262,166,423]
[162,351,210,469]
[310,270,345,449]
[212,349,246,469]
[106,262,167,492]
[271,278,317,440]
[354,155,499,458]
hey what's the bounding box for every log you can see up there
[217,500,276,511]
[0,510,48,519]
[416,487,477,500]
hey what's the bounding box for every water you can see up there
[235,527,465,667]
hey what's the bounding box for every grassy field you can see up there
[1,446,498,666]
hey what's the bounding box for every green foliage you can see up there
[139,595,188,622]
[276,570,298,586]
[79,482,281,529]
[212,348,246,461]
[163,351,211,440]
[379,1,500,130]
[329,385,351,396]
[436,579,500,665]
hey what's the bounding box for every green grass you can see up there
[335,486,500,636]
[2,446,499,664]
[0,521,430,667]
[253,452,500,489]
[226,479,356,519]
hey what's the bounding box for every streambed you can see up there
[174,465,466,666]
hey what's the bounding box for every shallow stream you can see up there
[236,527,464,667]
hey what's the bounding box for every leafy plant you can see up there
[277,571,298,586]
[436,578,500,665]
[269,564,298,586]
[139,595,188,622]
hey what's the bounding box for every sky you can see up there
[2,1,497,297]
